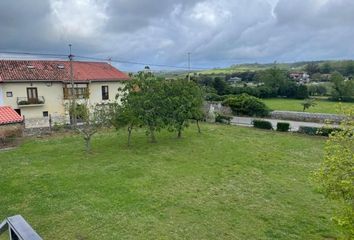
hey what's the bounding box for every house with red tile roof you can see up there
[0,60,130,126]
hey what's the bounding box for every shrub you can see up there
[253,120,273,130]
[298,126,319,135]
[276,122,290,132]
[298,126,341,136]
[215,114,232,124]
[52,122,65,132]
[222,94,270,117]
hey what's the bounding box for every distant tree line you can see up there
[193,66,353,102]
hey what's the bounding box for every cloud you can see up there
[0,0,353,70]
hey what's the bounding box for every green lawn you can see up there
[262,98,354,114]
[0,124,341,239]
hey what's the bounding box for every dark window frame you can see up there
[6,91,13,97]
[27,87,38,103]
[102,86,109,100]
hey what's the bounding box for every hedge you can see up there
[276,122,290,132]
[298,126,342,136]
[253,120,273,130]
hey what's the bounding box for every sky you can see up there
[0,0,354,71]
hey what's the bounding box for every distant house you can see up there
[227,76,242,85]
[289,72,310,83]
[0,60,130,126]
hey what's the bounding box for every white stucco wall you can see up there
[1,82,65,118]
[89,81,125,105]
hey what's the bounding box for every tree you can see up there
[320,62,332,74]
[69,102,108,152]
[121,72,166,143]
[300,98,316,112]
[259,67,288,89]
[109,103,140,146]
[306,62,320,75]
[314,106,354,237]
[344,61,354,76]
[212,77,228,95]
[164,79,204,138]
[331,72,354,101]
[295,84,309,99]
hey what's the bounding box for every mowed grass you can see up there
[0,124,340,239]
[262,98,354,114]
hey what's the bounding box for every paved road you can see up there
[231,116,337,131]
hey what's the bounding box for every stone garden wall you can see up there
[270,111,345,123]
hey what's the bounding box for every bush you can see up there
[298,126,341,136]
[222,94,270,117]
[276,122,290,132]
[215,114,232,124]
[253,120,273,130]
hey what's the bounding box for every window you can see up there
[102,86,109,100]
[27,88,38,103]
[6,92,13,97]
[63,87,89,99]
[43,111,49,117]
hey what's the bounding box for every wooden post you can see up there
[49,114,52,132]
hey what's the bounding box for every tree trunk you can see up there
[196,120,201,133]
[177,129,182,138]
[127,126,132,146]
[149,127,156,143]
[85,136,91,152]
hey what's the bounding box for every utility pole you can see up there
[188,52,191,82]
[69,44,76,126]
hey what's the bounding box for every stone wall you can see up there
[24,115,69,128]
[203,102,232,122]
[270,110,345,123]
[0,123,24,141]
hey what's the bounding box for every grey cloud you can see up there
[0,0,353,70]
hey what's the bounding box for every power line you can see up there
[0,50,67,57]
[0,50,212,70]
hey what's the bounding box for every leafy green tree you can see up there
[314,106,354,237]
[300,99,316,112]
[331,72,354,101]
[306,62,320,75]
[109,103,140,146]
[122,72,166,143]
[213,77,228,95]
[320,62,332,74]
[259,67,288,89]
[295,85,309,99]
[344,61,354,76]
[69,102,109,152]
[164,79,204,138]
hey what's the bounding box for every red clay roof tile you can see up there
[0,106,23,125]
[0,60,130,82]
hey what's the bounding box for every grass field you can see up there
[0,125,341,239]
[262,98,354,114]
